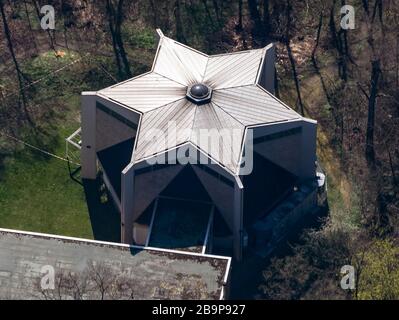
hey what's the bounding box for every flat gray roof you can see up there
[0,229,230,300]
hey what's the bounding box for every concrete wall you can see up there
[300,119,318,179]
[132,165,184,222]
[257,44,276,94]
[121,159,245,259]
[254,131,302,176]
[192,166,235,231]
[121,163,184,243]
[192,166,244,260]
[96,107,136,152]
[250,119,317,180]
[121,163,135,243]
[81,92,97,179]
[81,93,141,180]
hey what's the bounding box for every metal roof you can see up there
[98,30,302,175]
[99,72,186,113]
[203,49,265,89]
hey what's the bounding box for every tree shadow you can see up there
[82,178,121,243]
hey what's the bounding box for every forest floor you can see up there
[278,45,361,233]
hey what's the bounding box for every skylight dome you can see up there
[186,83,212,104]
[190,84,209,98]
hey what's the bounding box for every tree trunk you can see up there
[274,68,280,98]
[262,0,270,41]
[386,147,397,186]
[106,0,132,80]
[174,0,186,43]
[396,36,399,88]
[0,0,31,122]
[311,14,323,64]
[285,0,304,116]
[329,1,347,81]
[341,0,350,58]
[248,0,267,45]
[372,0,383,25]
[365,59,381,166]
[202,0,215,30]
[149,0,157,27]
[212,0,221,27]
[33,0,56,52]
[114,0,131,78]
[23,0,38,54]
[362,0,369,15]
[237,0,243,31]
[107,1,123,80]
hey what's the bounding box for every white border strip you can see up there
[0,227,230,261]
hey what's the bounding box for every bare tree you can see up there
[0,0,31,123]
[237,0,243,31]
[362,0,370,15]
[174,0,186,43]
[311,13,323,65]
[23,0,38,54]
[371,0,383,25]
[248,0,268,45]
[40,262,136,300]
[329,0,348,82]
[106,0,132,80]
[262,0,270,40]
[365,59,381,166]
[285,0,304,116]
[32,0,57,52]
[212,0,222,27]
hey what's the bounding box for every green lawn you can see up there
[0,151,93,238]
[0,112,93,238]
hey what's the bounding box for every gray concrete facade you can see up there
[81,92,97,179]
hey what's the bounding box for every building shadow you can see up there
[82,178,121,243]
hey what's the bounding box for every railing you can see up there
[65,128,82,165]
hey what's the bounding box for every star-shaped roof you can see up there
[98,30,302,175]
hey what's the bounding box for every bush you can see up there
[123,26,156,49]
[357,240,399,300]
[259,228,353,300]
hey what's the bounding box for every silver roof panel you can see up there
[96,31,303,175]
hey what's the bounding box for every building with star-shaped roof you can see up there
[79,29,319,261]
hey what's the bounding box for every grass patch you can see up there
[0,150,92,238]
[0,111,93,238]
[0,52,99,238]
